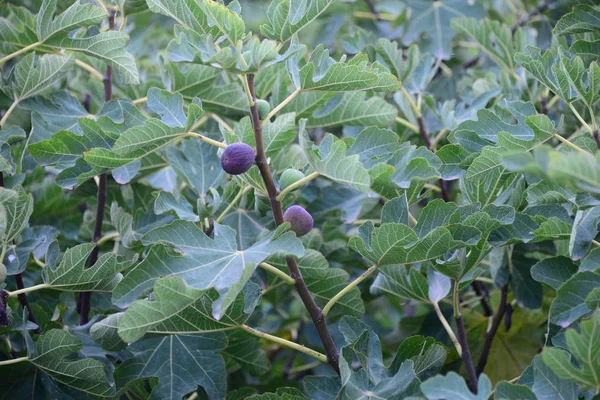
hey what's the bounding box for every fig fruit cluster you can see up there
[221,143,255,175]
[283,205,313,236]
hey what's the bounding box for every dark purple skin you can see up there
[283,205,314,236]
[221,143,255,175]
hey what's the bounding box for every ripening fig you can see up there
[0,263,6,284]
[280,169,305,190]
[283,205,314,236]
[221,143,255,175]
[256,99,271,119]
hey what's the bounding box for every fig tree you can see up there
[256,99,271,119]
[221,143,255,175]
[283,205,313,236]
[280,169,305,190]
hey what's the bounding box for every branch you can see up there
[7,283,50,297]
[363,0,381,21]
[0,169,41,333]
[322,264,378,316]
[246,73,340,374]
[0,41,41,66]
[453,281,478,394]
[471,281,492,317]
[276,171,319,201]
[15,274,42,333]
[78,8,115,325]
[476,283,509,375]
[511,0,556,33]
[417,114,451,201]
[240,324,327,363]
[262,88,301,123]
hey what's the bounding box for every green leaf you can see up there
[494,382,536,400]
[462,112,555,206]
[26,329,115,396]
[90,313,127,351]
[154,192,199,222]
[349,221,455,267]
[516,46,600,107]
[168,63,248,114]
[451,18,523,72]
[346,127,400,169]
[112,221,303,318]
[300,121,371,193]
[390,335,446,380]
[118,277,259,343]
[542,311,600,391]
[297,47,399,92]
[402,0,484,60]
[306,92,397,128]
[115,334,227,400]
[6,53,74,101]
[167,139,225,196]
[3,185,33,243]
[371,265,430,303]
[37,0,106,41]
[42,243,134,292]
[146,0,245,44]
[338,316,420,399]
[531,354,577,400]
[2,0,139,84]
[420,372,492,400]
[554,5,600,35]
[247,387,306,399]
[550,270,600,327]
[223,330,270,376]
[260,0,336,43]
[531,256,578,290]
[28,118,115,166]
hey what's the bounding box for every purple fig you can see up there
[283,205,314,236]
[221,143,255,175]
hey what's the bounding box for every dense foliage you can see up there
[1,0,600,398]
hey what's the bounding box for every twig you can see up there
[0,356,28,366]
[418,115,451,201]
[7,283,50,297]
[476,284,509,375]
[432,302,462,355]
[240,324,327,363]
[283,320,305,380]
[363,0,381,21]
[259,262,295,285]
[0,169,41,333]
[78,9,115,325]
[15,274,42,333]
[276,171,319,201]
[472,281,493,317]
[262,88,301,123]
[246,73,340,374]
[454,281,478,394]
[322,264,378,316]
[512,1,556,33]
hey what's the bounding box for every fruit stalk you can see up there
[246,73,340,374]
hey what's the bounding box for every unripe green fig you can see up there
[256,99,271,119]
[0,263,6,284]
[280,169,305,190]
